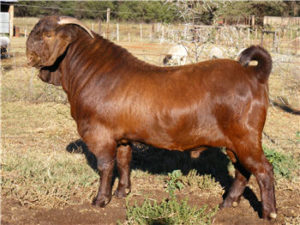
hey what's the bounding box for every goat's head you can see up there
[163,54,172,65]
[26,16,94,85]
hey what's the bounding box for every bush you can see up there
[122,170,218,225]
[123,197,217,225]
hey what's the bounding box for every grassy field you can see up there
[1,18,300,225]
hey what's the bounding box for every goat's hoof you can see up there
[92,196,111,207]
[269,212,277,220]
[220,200,231,209]
[232,201,238,207]
[114,188,131,198]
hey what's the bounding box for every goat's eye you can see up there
[44,32,52,38]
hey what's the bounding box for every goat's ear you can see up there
[41,28,73,66]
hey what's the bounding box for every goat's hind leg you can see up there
[114,144,132,198]
[227,143,277,220]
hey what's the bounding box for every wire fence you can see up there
[14,18,299,59]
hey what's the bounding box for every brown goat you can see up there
[26,16,276,220]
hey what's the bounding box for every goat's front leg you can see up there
[83,132,117,207]
[93,152,116,207]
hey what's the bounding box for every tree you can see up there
[14,1,297,23]
[215,1,287,25]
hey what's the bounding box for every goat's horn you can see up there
[58,16,94,38]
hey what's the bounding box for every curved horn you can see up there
[58,16,94,38]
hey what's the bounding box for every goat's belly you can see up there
[127,121,228,151]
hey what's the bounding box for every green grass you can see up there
[121,170,218,225]
[123,197,217,225]
[165,169,218,194]
[263,145,298,179]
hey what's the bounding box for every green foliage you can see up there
[165,170,185,197]
[181,170,217,190]
[15,1,179,23]
[123,197,217,225]
[215,1,287,19]
[263,146,297,179]
[213,1,289,25]
[123,170,218,225]
[165,169,218,195]
[14,1,296,24]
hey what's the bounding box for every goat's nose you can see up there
[27,56,34,66]
[27,53,39,66]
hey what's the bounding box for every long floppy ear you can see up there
[41,17,93,67]
[41,29,73,67]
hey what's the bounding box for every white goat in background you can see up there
[0,36,10,58]
[163,44,188,66]
[209,46,224,59]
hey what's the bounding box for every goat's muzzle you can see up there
[26,52,41,68]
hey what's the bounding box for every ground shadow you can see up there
[66,139,262,217]
[270,99,300,115]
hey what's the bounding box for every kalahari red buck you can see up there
[26,16,277,220]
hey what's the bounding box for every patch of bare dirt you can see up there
[3,183,299,225]
[1,197,126,225]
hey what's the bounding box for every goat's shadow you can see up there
[66,139,262,217]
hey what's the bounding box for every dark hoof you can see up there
[92,196,111,207]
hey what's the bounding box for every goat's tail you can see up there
[239,45,272,83]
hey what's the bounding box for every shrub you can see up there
[122,170,218,225]
[263,146,297,179]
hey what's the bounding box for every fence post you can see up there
[149,28,153,41]
[98,20,102,35]
[248,28,250,45]
[255,28,258,40]
[9,4,14,38]
[260,30,264,47]
[106,8,110,23]
[106,8,110,39]
[251,15,255,27]
[152,24,155,40]
[140,24,143,41]
[24,26,27,38]
[160,25,164,43]
[116,23,119,41]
